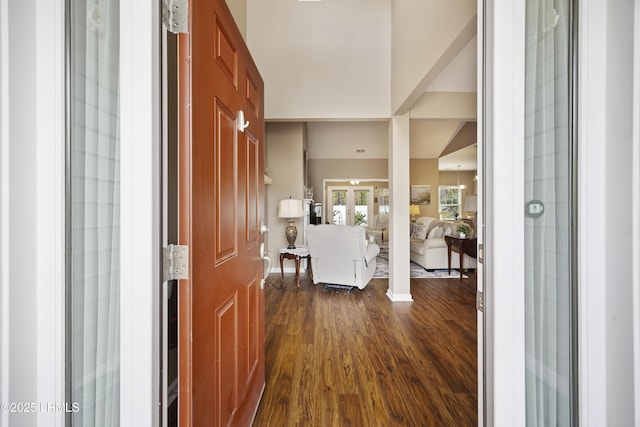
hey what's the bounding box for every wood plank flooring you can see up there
[252,271,478,426]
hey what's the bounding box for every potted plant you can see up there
[456,223,472,239]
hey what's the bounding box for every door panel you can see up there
[215,99,239,262]
[245,133,259,245]
[178,0,265,425]
[329,188,348,225]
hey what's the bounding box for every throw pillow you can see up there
[411,223,428,240]
[428,226,443,239]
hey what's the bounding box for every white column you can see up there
[387,114,412,301]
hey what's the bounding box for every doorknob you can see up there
[260,243,272,289]
[260,222,268,234]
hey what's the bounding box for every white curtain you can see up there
[70,0,120,425]
[524,0,573,425]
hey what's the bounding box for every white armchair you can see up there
[305,224,380,290]
[367,214,389,243]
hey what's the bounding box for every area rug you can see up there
[373,249,468,279]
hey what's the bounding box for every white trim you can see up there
[385,290,413,302]
[486,0,526,425]
[578,1,611,424]
[0,0,10,424]
[633,0,640,423]
[476,1,485,425]
[35,0,66,425]
[120,1,161,425]
[1,1,67,424]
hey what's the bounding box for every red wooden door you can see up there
[177,0,265,424]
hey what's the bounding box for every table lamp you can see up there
[278,198,305,249]
[410,204,421,222]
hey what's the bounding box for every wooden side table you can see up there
[278,246,312,288]
[445,235,477,279]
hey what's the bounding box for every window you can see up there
[439,186,461,219]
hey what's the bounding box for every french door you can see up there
[327,186,373,227]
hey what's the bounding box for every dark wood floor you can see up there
[252,270,478,427]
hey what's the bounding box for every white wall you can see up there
[306,121,389,159]
[266,123,306,270]
[247,0,391,120]
[225,0,247,40]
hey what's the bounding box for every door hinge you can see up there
[476,290,484,312]
[162,0,188,34]
[478,243,484,264]
[163,244,189,281]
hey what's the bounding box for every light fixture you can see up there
[350,180,360,185]
[410,205,420,221]
[278,198,305,249]
[463,195,477,219]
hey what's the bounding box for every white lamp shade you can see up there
[278,199,305,218]
[464,195,477,212]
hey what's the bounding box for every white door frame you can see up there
[634,1,640,422]
[476,3,485,425]
[119,1,162,426]
[483,0,527,425]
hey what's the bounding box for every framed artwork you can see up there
[410,185,431,205]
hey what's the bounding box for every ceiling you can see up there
[246,0,478,169]
[439,144,477,171]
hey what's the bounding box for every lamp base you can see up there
[285,221,298,249]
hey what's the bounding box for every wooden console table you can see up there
[445,235,477,279]
[278,246,312,288]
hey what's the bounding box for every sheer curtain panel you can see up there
[524,0,576,425]
[69,0,121,425]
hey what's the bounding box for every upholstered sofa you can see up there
[305,224,380,290]
[409,217,477,271]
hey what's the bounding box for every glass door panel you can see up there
[330,188,348,225]
[524,0,576,424]
[353,189,371,226]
